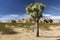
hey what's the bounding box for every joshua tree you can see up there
[25,3,45,37]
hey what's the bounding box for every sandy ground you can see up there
[0,26,60,40]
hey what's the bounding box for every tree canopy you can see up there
[26,3,45,20]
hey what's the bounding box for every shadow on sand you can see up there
[40,36,60,38]
[1,31,19,35]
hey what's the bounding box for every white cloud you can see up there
[43,14,60,20]
[50,16,60,20]
[9,14,19,17]
[43,14,52,17]
[0,13,60,22]
[0,14,30,22]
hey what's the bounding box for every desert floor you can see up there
[0,25,60,40]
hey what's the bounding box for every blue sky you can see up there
[0,0,60,22]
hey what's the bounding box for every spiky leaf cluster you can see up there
[26,3,45,19]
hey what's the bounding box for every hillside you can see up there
[4,18,60,24]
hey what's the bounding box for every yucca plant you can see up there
[26,3,45,37]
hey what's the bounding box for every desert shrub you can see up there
[40,23,53,30]
[39,23,60,30]
[0,25,16,34]
[0,23,59,31]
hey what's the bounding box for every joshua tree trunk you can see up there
[36,18,39,37]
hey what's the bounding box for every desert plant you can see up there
[26,3,45,37]
[0,25,16,34]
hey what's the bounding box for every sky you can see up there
[0,0,60,22]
